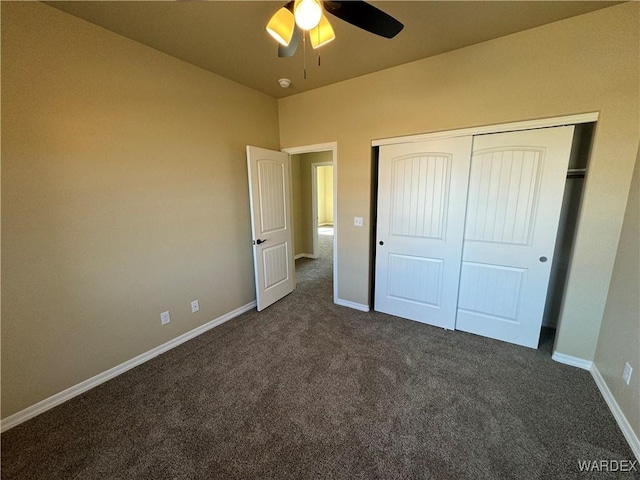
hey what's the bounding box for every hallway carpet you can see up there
[2,233,637,479]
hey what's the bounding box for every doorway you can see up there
[284,143,338,304]
[312,163,333,259]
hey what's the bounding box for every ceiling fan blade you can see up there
[278,24,302,57]
[324,0,403,39]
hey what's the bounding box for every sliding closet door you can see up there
[455,126,575,348]
[375,137,472,329]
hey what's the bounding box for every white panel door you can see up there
[456,126,575,347]
[246,146,295,311]
[375,137,473,328]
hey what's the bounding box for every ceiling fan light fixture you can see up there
[310,13,335,49]
[294,0,322,31]
[266,7,295,46]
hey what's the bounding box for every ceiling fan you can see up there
[266,0,404,58]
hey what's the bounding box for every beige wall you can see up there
[594,146,640,440]
[1,3,280,418]
[278,3,640,361]
[317,166,333,226]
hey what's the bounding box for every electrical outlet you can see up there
[354,216,364,227]
[160,311,171,325]
[623,362,633,385]
[191,300,200,313]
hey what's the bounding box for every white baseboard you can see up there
[551,351,593,370]
[294,253,316,260]
[0,301,256,433]
[335,298,370,312]
[552,352,639,460]
[591,364,640,461]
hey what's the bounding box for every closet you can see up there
[374,124,581,348]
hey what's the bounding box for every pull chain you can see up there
[303,34,307,80]
[303,30,323,78]
[315,26,321,67]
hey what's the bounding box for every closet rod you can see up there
[567,168,586,179]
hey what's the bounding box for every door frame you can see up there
[283,142,338,305]
[372,112,599,147]
[311,161,333,259]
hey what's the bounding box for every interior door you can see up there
[246,146,295,311]
[375,137,473,328]
[455,126,575,348]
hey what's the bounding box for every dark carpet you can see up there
[2,231,637,479]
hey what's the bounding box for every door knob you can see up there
[255,239,267,245]
[379,241,384,246]
[539,256,548,263]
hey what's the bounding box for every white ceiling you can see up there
[46,1,620,99]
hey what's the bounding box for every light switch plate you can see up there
[160,311,171,325]
[354,216,364,227]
